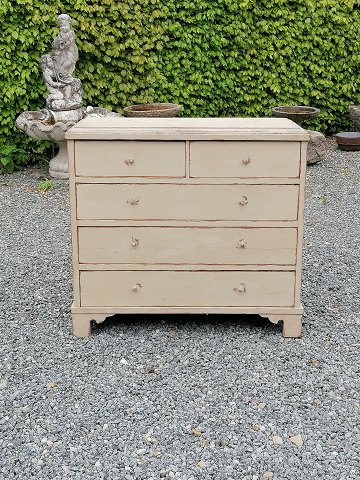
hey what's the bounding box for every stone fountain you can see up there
[16,14,119,179]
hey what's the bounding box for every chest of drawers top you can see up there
[66,116,308,141]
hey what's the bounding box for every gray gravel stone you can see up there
[272,436,283,446]
[0,145,359,479]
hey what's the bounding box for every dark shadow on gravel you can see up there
[91,313,279,336]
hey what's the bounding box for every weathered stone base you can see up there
[49,141,69,179]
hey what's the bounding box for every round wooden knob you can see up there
[132,283,142,292]
[131,237,139,248]
[236,239,247,249]
[242,157,251,165]
[127,198,140,205]
[125,158,135,165]
[238,196,248,206]
[233,284,246,293]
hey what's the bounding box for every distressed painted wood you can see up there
[74,177,301,185]
[75,141,185,177]
[72,306,304,315]
[71,306,303,337]
[72,312,110,338]
[190,141,300,178]
[68,117,308,337]
[67,139,80,306]
[294,141,308,307]
[76,220,299,228]
[78,264,295,271]
[65,117,309,141]
[265,314,303,338]
[76,184,299,221]
[80,270,295,307]
[78,226,297,265]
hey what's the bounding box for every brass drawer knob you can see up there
[132,283,142,292]
[237,196,248,206]
[130,237,139,248]
[127,198,140,205]
[236,239,247,249]
[233,284,246,294]
[242,157,251,165]
[125,158,135,165]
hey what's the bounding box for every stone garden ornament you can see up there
[349,105,360,132]
[16,14,119,179]
[41,14,83,122]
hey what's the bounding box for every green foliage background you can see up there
[1,0,360,169]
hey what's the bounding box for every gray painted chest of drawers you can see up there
[65,117,308,337]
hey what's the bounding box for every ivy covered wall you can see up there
[1,0,360,168]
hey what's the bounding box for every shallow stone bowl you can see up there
[123,103,182,117]
[335,132,360,151]
[15,111,76,142]
[272,106,320,125]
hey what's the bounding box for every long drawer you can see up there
[76,184,299,221]
[75,141,185,177]
[80,271,295,307]
[78,227,297,265]
[190,141,300,178]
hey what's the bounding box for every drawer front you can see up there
[75,141,185,177]
[190,141,300,178]
[78,227,297,265]
[80,271,295,307]
[76,184,299,221]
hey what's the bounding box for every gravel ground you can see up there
[0,148,359,480]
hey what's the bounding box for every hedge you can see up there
[1,0,360,171]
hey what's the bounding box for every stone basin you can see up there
[16,110,78,179]
[16,110,78,142]
[123,103,182,117]
[272,106,320,126]
[335,131,360,151]
[16,107,120,179]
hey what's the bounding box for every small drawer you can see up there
[80,270,295,307]
[76,184,299,221]
[78,227,297,265]
[190,141,300,178]
[75,141,185,177]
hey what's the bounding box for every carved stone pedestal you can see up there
[49,142,69,179]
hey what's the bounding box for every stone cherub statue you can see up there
[41,14,82,112]
[16,12,120,179]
